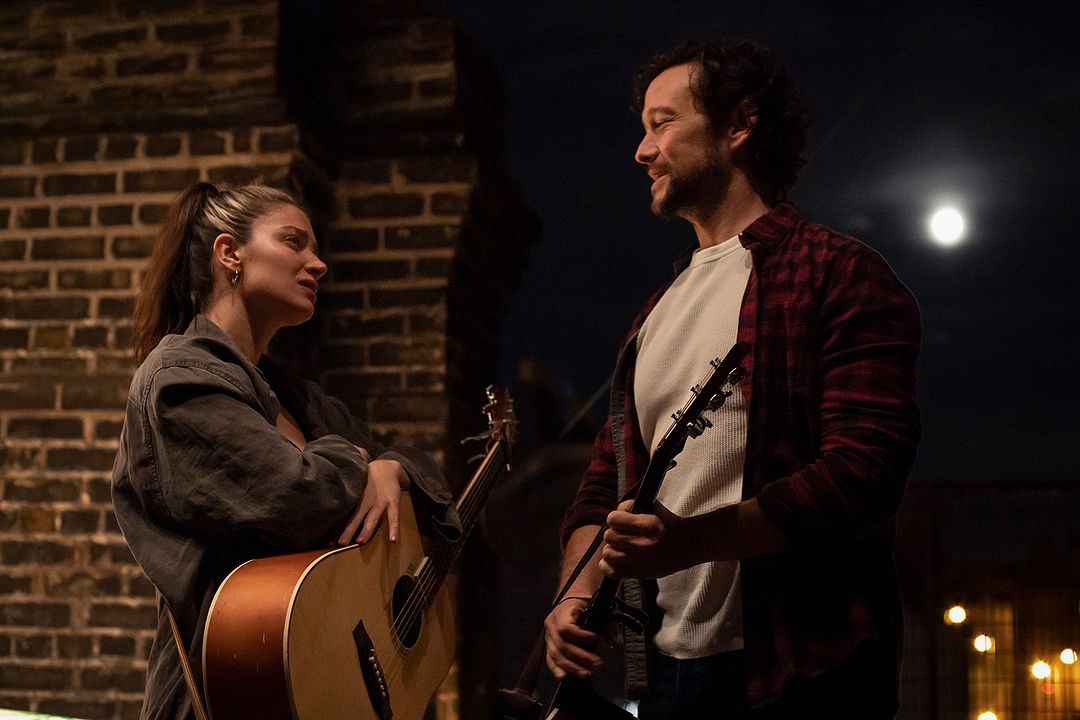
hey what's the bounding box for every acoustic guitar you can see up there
[203,386,515,720]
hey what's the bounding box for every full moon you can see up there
[929,207,966,246]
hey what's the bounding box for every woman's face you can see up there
[236,203,327,328]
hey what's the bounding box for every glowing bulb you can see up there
[974,635,994,653]
[946,605,967,624]
[928,207,966,246]
[977,712,998,720]
[1032,661,1052,680]
[1061,649,1078,665]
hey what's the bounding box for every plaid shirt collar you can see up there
[672,201,801,274]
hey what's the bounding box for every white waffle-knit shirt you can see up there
[633,233,752,658]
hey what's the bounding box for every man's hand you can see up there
[599,499,692,579]
[337,458,411,545]
[544,597,603,680]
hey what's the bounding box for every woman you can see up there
[112,182,459,720]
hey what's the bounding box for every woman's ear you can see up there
[212,232,241,277]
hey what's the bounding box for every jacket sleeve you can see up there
[755,247,921,543]
[138,364,366,550]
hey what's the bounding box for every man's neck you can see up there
[688,176,771,249]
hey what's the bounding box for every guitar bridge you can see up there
[352,619,393,719]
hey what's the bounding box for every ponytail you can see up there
[131,182,304,364]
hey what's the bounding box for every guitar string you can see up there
[378,445,501,685]
[377,442,504,685]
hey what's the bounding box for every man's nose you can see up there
[635,134,657,165]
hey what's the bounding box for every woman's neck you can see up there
[203,301,273,364]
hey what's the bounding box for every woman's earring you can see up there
[230,268,241,286]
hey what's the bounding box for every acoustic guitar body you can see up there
[203,492,455,720]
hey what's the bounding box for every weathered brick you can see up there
[207,164,286,186]
[157,19,232,43]
[0,30,64,53]
[348,193,425,219]
[370,394,447,423]
[98,204,134,225]
[0,138,25,164]
[199,46,273,72]
[0,270,49,291]
[0,382,54,410]
[46,447,117,472]
[98,296,134,319]
[385,224,458,250]
[32,138,58,164]
[323,368,401,391]
[124,169,198,193]
[2,480,79,504]
[115,0,190,16]
[80,665,145,692]
[342,159,392,184]
[418,76,454,99]
[116,53,189,77]
[61,378,129,410]
[3,296,90,320]
[106,135,138,160]
[87,603,156,630]
[57,206,92,227]
[1,542,74,566]
[63,136,101,162]
[60,510,100,534]
[38,698,114,719]
[13,635,53,658]
[257,127,298,153]
[88,539,134,565]
[190,130,227,156]
[57,268,131,290]
[398,157,476,183]
[326,314,405,338]
[416,256,452,277]
[240,13,276,38]
[0,176,37,197]
[369,341,444,366]
[56,635,93,659]
[0,575,33,595]
[12,357,88,376]
[112,236,153,259]
[15,206,49,228]
[99,635,137,656]
[95,420,124,440]
[115,324,134,349]
[325,227,379,253]
[0,327,29,348]
[0,664,71,690]
[431,191,467,215]
[354,81,412,105]
[316,344,365,370]
[67,56,108,80]
[73,326,110,348]
[332,259,410,283]
[138,203,168,224]
[31,236,104,260]
[73,26,147,50]
[369,285,445,308]
[33,325,69,349]
[0,240,26,260]
[144,133,182,157]
[405,371,445,391]
[7,418,83,439]
[0,207,8,227]
[19,508,56,533]
[42,173,115,196]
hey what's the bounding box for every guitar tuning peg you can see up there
[466,452,487,465]
[461,431,494,445]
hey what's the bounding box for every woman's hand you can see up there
[337,458,411,545]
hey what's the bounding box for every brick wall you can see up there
[0,1,534,717]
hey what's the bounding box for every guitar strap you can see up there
[161,594,210,720]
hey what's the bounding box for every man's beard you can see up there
[650,148,732,219]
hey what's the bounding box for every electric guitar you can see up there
[203,386,515,720]
[541,343,749,720]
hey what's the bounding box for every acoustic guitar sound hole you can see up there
[391,575,422,648]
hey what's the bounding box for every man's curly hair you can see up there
[632,39,810,204]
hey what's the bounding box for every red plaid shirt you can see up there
[561,202,921,709]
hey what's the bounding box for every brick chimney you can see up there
[0,1,535,717]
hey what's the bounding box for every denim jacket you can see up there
[112,315,461,720]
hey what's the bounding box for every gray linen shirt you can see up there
[111,315,460,720]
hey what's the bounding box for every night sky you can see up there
[424,1,1080,484]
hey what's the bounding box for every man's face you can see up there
[635,63,732,218]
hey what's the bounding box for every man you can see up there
[545,38,920,719]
